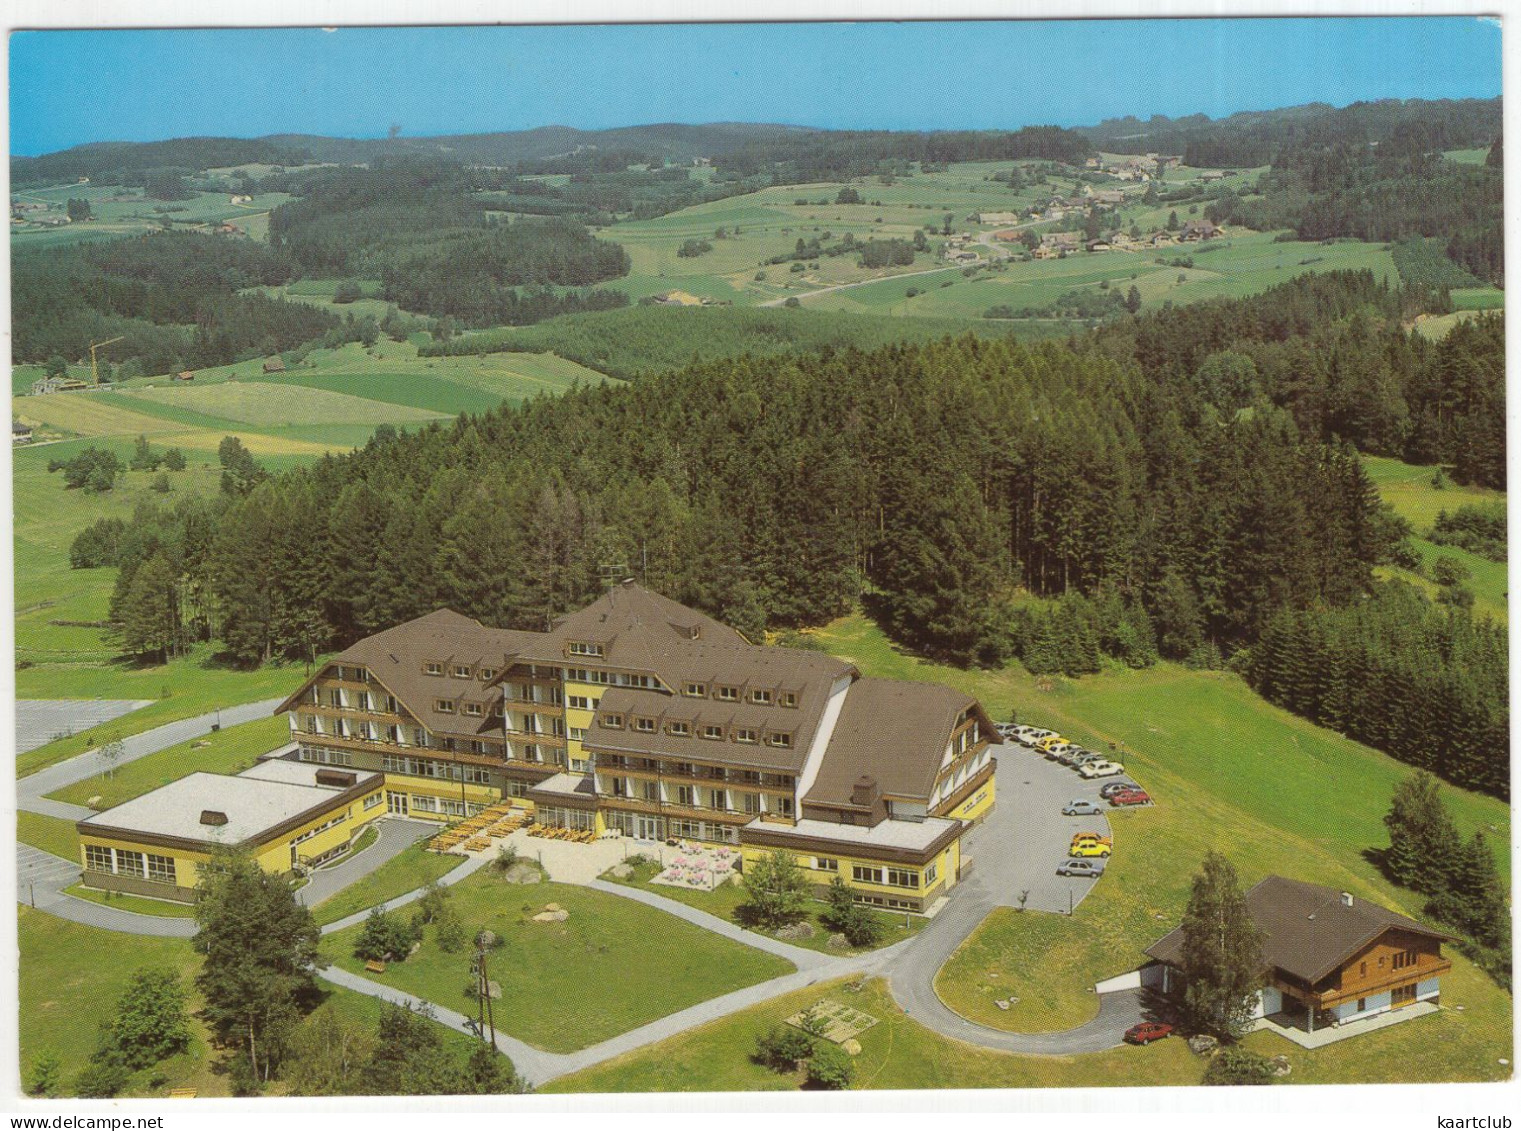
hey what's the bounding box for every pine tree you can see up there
[740,850,809,929]
[1179,852,1266,1041]
[1383,772,1464,894]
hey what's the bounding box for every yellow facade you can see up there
[739,836,960,912]
[382,771,503,821]
[944,775,996,823]
[79,783,386,901]
[563,677,607,773]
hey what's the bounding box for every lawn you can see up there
[18,812,81,861]
[599,857,924,955]
[310,839,460,926]
[48,715,289,809]
[120,382,448,428]
[322,873,794,1052]
[63,882,198,917]
[542,976,1202,1093]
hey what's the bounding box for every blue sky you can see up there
[9,18,1503,155]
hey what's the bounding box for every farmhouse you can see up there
[12,421,33,444]
[1179,221,1223,242]
[76,761,387,902]
[1144,876,1454,1038]
[275,582,1000,912]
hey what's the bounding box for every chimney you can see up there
[850,775,879,809]
[1340,892,1354,908]
[200,810,228,827]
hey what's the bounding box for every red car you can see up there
[1124,1021,1174,1045]
[1109,789,1151,807]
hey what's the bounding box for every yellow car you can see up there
[1034,733,1069,752]
[1071,832,1113,850]
[1068,840,1112,859]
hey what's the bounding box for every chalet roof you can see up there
[1145,875,1455,985]
[805,678,998,808]
[512,581,749,670]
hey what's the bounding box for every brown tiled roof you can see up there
[275,608,537,738]
[804,678,994,809]
[511,582,750,671]
[1145,875,1454,984]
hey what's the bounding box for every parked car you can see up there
[1070,752,1109,767]
[1056,858,1107,878]
[994,722,1021,739]
[1047,743,1078,761]
[1100,781,1142,799]
[1078,761,1126,780]
[1019,726,1056,747]
[1068,840,1112,858]
[1062,799,1104,816]
[1109,789,1152,807]
[1034,733,1068,753]
[1124,1021,1174,1045]
[1071,832,1113,848]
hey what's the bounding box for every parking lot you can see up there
[960,735,1145,915]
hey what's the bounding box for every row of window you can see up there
[407,794,475,817]
[84,845,176,885]
[292,809,349,847]
[564,668,660,690]
[597,756,792,789]
[434,698,494,718]
[380,754,492,784]
[850,864,925,889]
[299,744,354,767]
[600,775,795,816]
[327,665,369,683]
[300,716,502,758]
[423,661,501,682]
[680,681,800,709]
[312,686,400,714]
[602,713,792,748]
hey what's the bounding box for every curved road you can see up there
[16,697,1149,1085]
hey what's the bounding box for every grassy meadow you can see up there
[322,872,794,1052]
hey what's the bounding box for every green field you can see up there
[324,873,793,1052]
[10,183,293,249]
[309,839,460,926]
[600,858,923,955]
[1451,287,1506,311]
[63,882,199,917]
[47,716,289,810]
[18,812,81,861]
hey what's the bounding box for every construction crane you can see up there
[88,336,124,386]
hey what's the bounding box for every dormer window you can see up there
[684,682,707,698]
[452,665,471,679]
[568,641,604,657]
[479,668,497,681]
[669,721,690,737]
[634,716,656,733]
[702,724,724,741]
[751,689,772,705]
[462,702,483,717]
[424,662,443,676]
[734,728,757,744]
[780,691,798,708]
[435,699,455,713]
[715,685,739,702]
[602,713,624,729]
[768,732,793,748]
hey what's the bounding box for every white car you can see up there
[1077,760,1126,779]
[1018,726,1056,747]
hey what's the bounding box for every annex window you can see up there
[925,861,938,885]
[668,721,690,737]
[780,691,798,708]
[816,857,839,872]
[702,724,724,741]
[852,864,883,885]
[684,682,707,698]
[364,792,384,810]
[424,662,443,676]
[146,854,176,884]
[634,716,656,733]
[751,689,772,705]
[768,732,792,748]
[462,702,483,717]
[886,867,919,889]
[568,695,593,711]
[84,844,114,873]
[715,685,739,702]
[734,728,757,744]
[601,713,624,729]
[115,850,147,878]
[568,641,604,657]
[435,699,455,714]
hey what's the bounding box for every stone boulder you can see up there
[776,921,815,941]
[1187,1034,1219,1056]
[607,862,634,880]
[826,933,851,951]
[532,908,570,923]
[501,863,540,885]
[1270,1055,1291,1077]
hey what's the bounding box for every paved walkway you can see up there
[298,818,435,907]
[17,843,196,938]
[318,851,494,934]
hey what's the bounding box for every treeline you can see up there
[12,233,359,373]
[1429,504,1506,562]
[712,125,1094,181]
[1247,583,1508,798]
[94,274,1423,673]
[1093,272,1506,489]
[417,304,1012,379]
[11,136,312,188]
